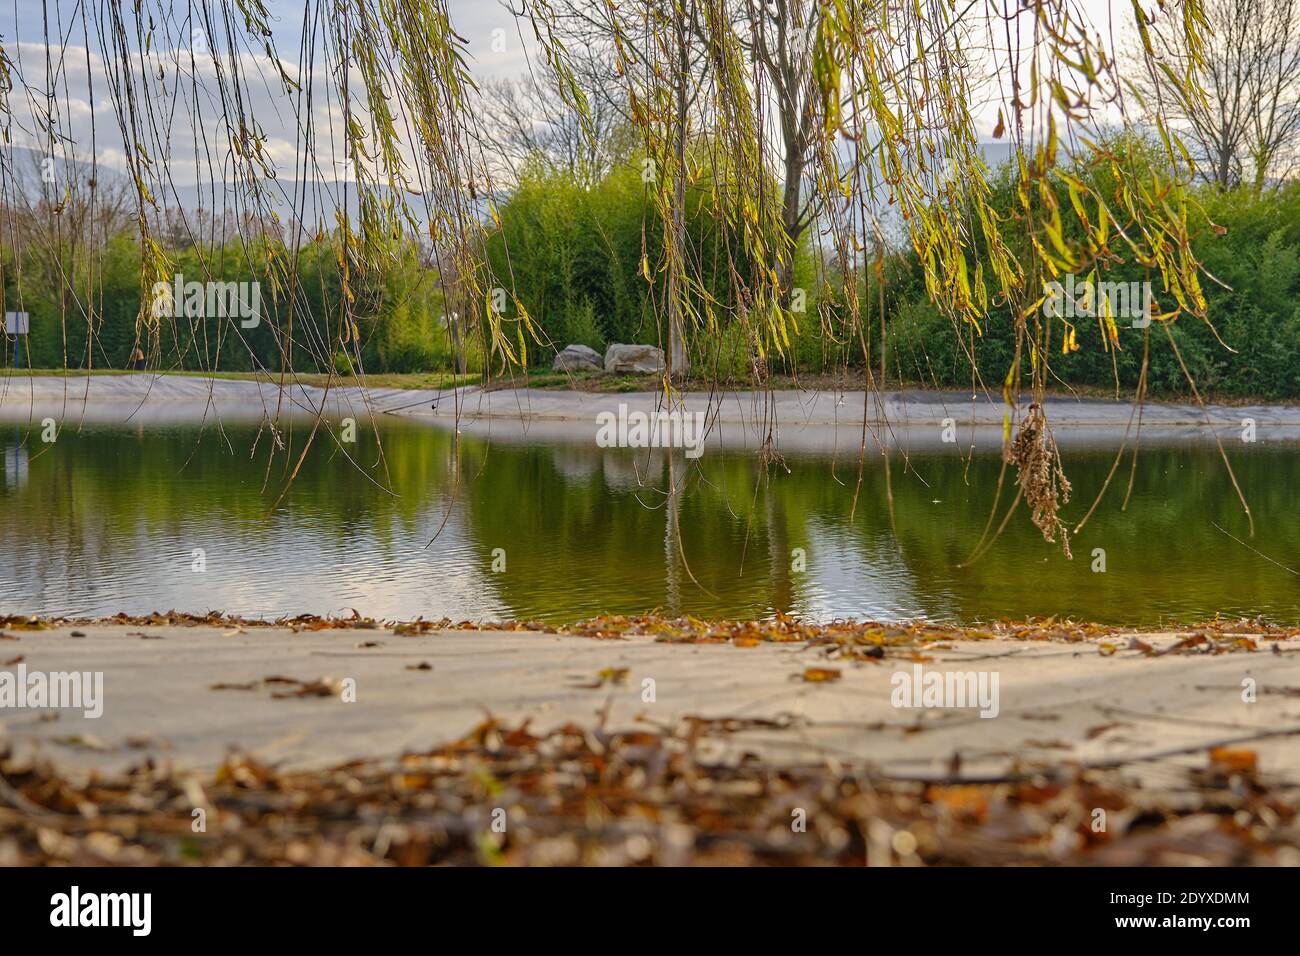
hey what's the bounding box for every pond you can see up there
[0,416,1294,624]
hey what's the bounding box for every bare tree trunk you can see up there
[668,9,690,380]
[750,0,819,307]
[778,147,803,302]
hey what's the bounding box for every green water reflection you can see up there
[0,418,1294,624]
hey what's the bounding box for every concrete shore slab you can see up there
[6,373,1300,452]
[2,624,1297,790]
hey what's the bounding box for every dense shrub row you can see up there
[4,149,1298,399]
[1,234,462,374]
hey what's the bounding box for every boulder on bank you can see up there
[552,344,604,372]
[604,343,665,375]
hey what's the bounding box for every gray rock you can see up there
[604,343,665,375]
[552,344,604,372]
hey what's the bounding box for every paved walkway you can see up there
[2,624,1296,789]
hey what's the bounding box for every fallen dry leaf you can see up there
[926,785,989,821]
[0,711,1295,866]
[0,616,48,631]
[271,679,340,699]
[570,667,629,689]
[1208,747,1258,773]
[801,667,842,683]
[1085,722,1131,740]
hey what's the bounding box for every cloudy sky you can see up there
[0,0,1131,196]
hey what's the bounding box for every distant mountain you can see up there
[2,140,1018,244]
[978,140,1014,169]
[0,146,449,236]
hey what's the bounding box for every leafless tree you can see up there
[1245,0,1300,186]
[543,0,716,378]
[1130,0,1300,190]
[477,53,636,186]
[0,147,134,250]
[537,0,827,373]
[743,0,822,299]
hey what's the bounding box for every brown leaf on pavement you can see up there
[801,667,842,683]
[1208,747,1258,773]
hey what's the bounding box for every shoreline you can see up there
[4,373,1300,452]
[8,366,1300,408]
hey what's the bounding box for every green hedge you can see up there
[4,152,1299,398]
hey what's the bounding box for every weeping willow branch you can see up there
[0,0,1246,546]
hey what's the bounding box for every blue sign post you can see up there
[5,311,29,368]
